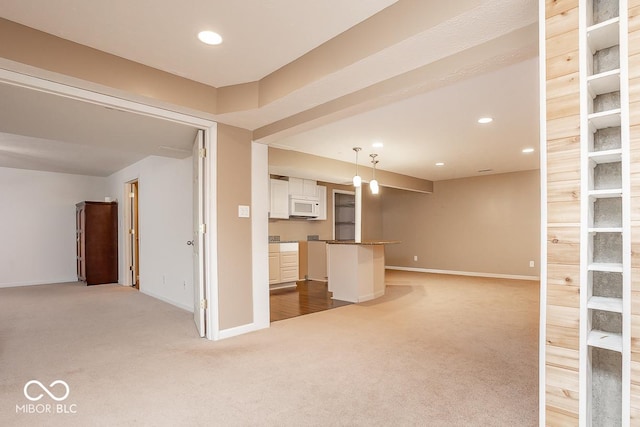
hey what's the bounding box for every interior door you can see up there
[192,129,206,337]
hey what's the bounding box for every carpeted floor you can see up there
[0,270,539,426]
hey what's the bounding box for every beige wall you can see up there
[382,170,540,277]
[216,124,253,330]
[362,186,383,241]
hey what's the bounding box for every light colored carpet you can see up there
[0,270,539,426]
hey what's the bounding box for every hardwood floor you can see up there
[269,280,351,322]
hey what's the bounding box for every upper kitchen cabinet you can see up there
[288,177,317,197]
[269,178,289,219]
[309,185,327,221]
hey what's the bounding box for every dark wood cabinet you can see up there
[76,201,118,285]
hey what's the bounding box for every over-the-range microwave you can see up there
[289,195,319,218]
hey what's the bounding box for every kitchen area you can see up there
[268,174,394,321]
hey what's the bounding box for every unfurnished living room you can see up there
[3,0,638,426]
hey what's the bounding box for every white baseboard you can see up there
[140,288,193,312]
[0,278,77,288]
[385,266,539,281]
[358,289,385,302]
[218,321,269,340]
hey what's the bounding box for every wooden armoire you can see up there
[76,201,118,285]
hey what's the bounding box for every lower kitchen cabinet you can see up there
[269,242,299,286]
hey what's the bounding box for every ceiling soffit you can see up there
[0,0,537,133]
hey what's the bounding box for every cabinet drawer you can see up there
[269,244,280,253]
[280,266,299,282]
[280,251,298,266]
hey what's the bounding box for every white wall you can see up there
[0,167,107,287]
[107,156,194,311]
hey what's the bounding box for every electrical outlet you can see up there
[529,260,535,268]
[413,255,418,262]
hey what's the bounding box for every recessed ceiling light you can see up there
[372,141,384,148]
[198,30,223,45]
[522,147,535,153]
[477,117,493,124]
[435,162,445,166]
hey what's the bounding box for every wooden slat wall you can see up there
[629,0,640,423]
[545,0,640,423]
[545,0,581,423]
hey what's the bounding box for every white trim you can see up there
[578,1,590,421]
[204,125,220,341]
[619,1,631,423]
[385,266,539,281]
[140,288,193,312]
[251,142,270,331]
[0,279,81,288]
[0,68,215,129]
[357,289,385,302]
[538,0,548,425]
[218,322,265,340]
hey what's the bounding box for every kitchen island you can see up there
[326,241,399,303]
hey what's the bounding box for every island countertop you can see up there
[325,240,400,245]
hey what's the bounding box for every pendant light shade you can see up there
[370,154,379,194]
[352,147,362,187]
[370,179,379,194]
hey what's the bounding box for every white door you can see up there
[192,130,206,337]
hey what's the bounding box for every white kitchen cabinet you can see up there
[279,251,299,282]
[268,242,299,286]
[288,177,317,197]
[309,185,327,221]
[268,244,281,284]
[269,179,289,219]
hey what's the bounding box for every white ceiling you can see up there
[0,0,540,181]
[0,0,397,87]
[273,58,540,181]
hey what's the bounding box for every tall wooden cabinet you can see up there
[76,201,118,285]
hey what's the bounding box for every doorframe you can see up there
[332,189,355,240]
[124,179,140,289]
[0,67,220,340]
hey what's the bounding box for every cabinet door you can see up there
[309,185,327,221]
[288,177,303,195]
[302,179,317,196]
[288,177,317,196]
[269,179,289,219]
[269,253,280,284]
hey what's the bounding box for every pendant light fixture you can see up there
[352,147,362,187]
[369,153,379,194]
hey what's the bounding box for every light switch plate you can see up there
[238,205,250,218]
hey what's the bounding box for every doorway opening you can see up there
[333,190,355,240]
[125,180,140,289]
